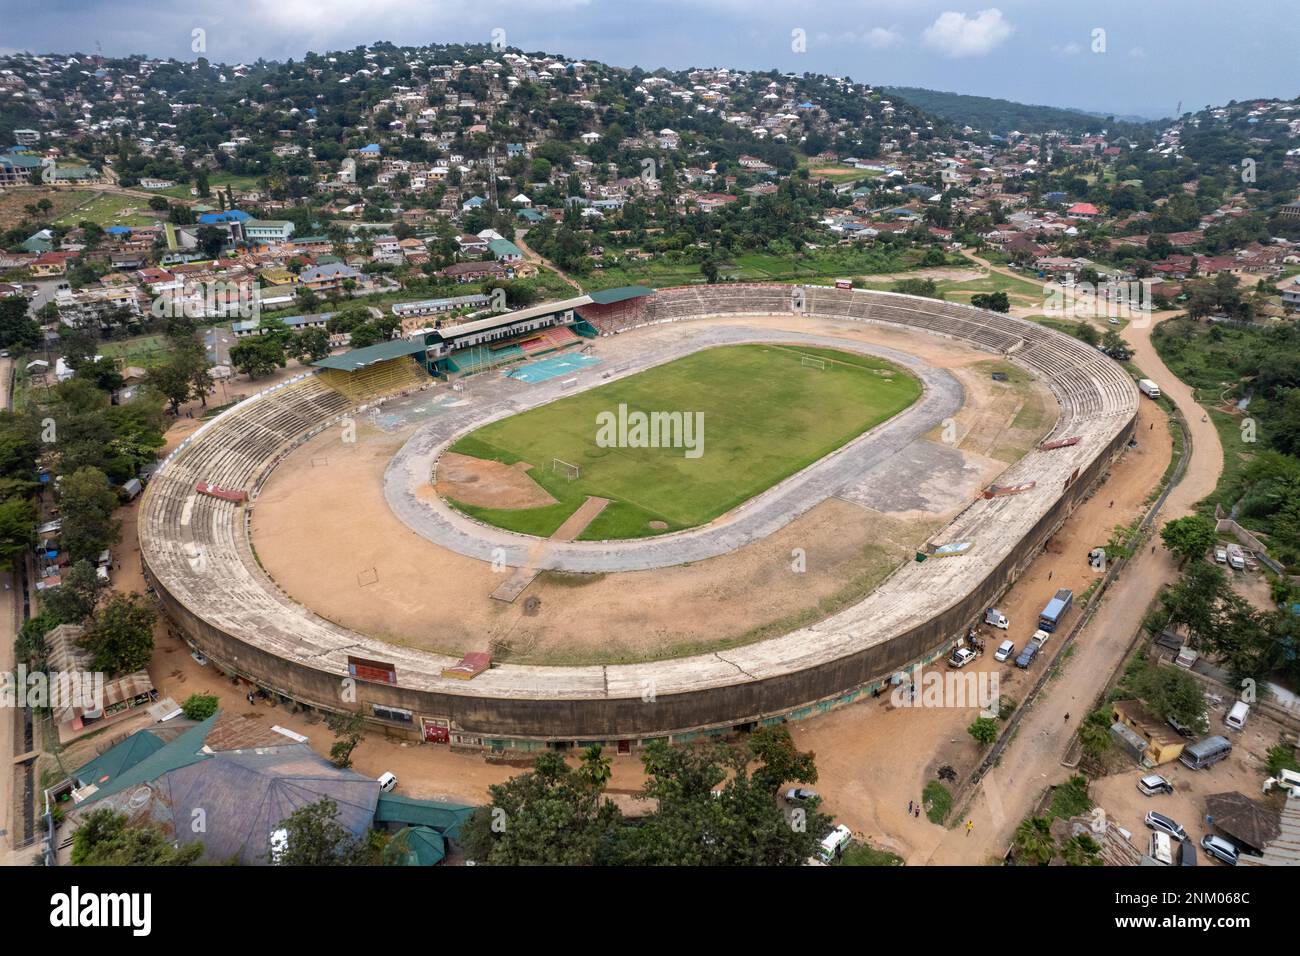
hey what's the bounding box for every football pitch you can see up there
[446,343,921,540]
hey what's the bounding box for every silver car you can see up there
[1145,810,1188,842]
[1200,834,1239,865]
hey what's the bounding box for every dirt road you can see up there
[913,307,1224,863]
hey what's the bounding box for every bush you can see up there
[181,693,219,721]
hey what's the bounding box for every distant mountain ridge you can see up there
[883,86,1163,136]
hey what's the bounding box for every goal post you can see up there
[801,354,827,370]
[551,458,580,480]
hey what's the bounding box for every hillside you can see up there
[884,86,1161,136]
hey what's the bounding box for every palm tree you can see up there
[1061,834,1104,866]
[1014,816,1056,866]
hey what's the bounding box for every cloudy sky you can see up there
[4,0,1298,119]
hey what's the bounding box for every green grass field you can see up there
[447,344,921,539]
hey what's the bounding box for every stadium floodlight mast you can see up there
[551,458,580,480]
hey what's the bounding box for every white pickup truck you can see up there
[1030,628,1051,648]
[948,647,978,669]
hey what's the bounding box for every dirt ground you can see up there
[1090,696,1291,865]
[791,392,1174,863]
[249,316,1047,665]
[432,452,556,509]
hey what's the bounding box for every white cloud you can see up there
[922,9,1014,58]
[814,26,903,50]
[863,27,905,50]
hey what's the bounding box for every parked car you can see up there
[1179,842,1198,866]
[994,639,1016,662]
[1137,774,1174,796]
[785,787,818,802]
[1200,834,1239,865]
[1145,810,1188,842]
[377,771,398,792]
[1214,545,1228,564]
[1014,643,1039,669]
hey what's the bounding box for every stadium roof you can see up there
[312,338,428,371]
[589,285,654,305]
[434,293,594,339]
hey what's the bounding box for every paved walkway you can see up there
[383,326,964,572]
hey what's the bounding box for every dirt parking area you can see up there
[1090,700,1292,865]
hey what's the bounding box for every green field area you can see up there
[578,247,938,292]
[52,191,162,228]
[152,171,263,201]
[447,344,921,539]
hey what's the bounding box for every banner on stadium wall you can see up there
[347,655,397,685]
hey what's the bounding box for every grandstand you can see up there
[313,339,432,402]
[139,284,1137,751]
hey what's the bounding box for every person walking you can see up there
[965,820,974,836]
[914,806,920,819]
[908,800,914,815]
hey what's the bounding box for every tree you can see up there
[1101,328,1133,361]
[39,559,105,624]
[230,335,286,379]
[58,466,120,563]
[0,296,42,352]
[1079,708,1113,759]
[461,747,622,866]
[1160,515,1218,565]
[1132,665,1208,735]
[326,710,366,768]
[971,291,1010,312]
[967,716,999,747]
[144,349,206,414]
[181,693,219,721]
[1014,816,1056,866]
[0,495,36,570]
[1060,833,1104,866]
[71,807,203,866]
[295,327,331,363]
[81,591,156,675]
[613,729,829,866]
[270,797,378,866]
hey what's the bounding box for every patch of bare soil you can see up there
[432,451,556,509]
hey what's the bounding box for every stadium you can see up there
[138,285,1138,754]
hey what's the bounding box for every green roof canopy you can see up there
[373,792,475,839]
[312,339,428,372]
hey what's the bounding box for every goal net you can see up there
[801,354,827,370]
[551,458,580,480]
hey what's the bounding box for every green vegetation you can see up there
[449,344,920,539]
[838,843,905,866]
[884,86,1155,136]
[1152,315,1300,568]
[461,727,830,866]
[922,779,953,824]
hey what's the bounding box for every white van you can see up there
[1225,701,1250,731]
[377,771,398,792]
[817,824,853,863]
[1148,831,1174,865]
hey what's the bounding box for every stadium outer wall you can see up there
[141,287,1137,753]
